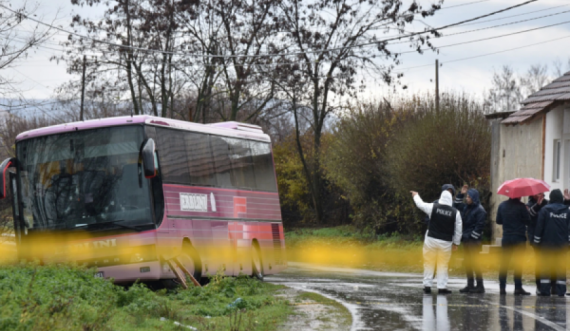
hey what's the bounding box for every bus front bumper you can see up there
[97,261,164,283]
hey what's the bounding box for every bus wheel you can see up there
[252,244,264,281]
[178,242,202,282]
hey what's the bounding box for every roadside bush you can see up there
[386,94,491,232]
[324,101,413,234]
[321,94,491,236]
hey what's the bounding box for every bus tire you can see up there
[178,242,202,282]
[252,242,264,281]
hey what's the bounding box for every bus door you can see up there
[155,214,175,259]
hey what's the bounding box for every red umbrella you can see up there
[497,178,550,199]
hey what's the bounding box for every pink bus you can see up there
[0,116,286,284]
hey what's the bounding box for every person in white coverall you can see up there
[411,190,463,295]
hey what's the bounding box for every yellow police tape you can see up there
[1,234,567,280]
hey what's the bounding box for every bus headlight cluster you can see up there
[130,253,144,263]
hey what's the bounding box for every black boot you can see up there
[423,287,431,294]
[537,290,550,297]
[460,279,475,293]
[438,289,452,295]
[471,280,485,294]
[514,288,531,296]
[500,288,506,295]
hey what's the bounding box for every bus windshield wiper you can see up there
[75,220,153,232]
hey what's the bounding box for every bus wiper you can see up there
[75,220,153,232]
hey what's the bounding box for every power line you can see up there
[396,19,570,55]
[0,101,62,111]
[20,7,570,71]
[10,67,52,90]
[170,19,570,72]
[394,34,570,72]
[22,5,568,62]
[15,19,569,77]
[0,0,537,59]
[459,3,570,26]
[440,0,491,10]
[390,8,570,46]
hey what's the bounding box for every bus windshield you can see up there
[16,126,153,232]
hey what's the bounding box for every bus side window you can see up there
[156,128,191,184]
[250,142,277,192]
[210,135,233,189]
[226,138,256,190]
[185,132,216,187]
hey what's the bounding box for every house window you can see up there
[554,140,561,182]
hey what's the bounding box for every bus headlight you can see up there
[130,253,144,263]
[129,245,156,263]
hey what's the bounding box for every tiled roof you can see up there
[501,101,554,124]
[502,71,570,124]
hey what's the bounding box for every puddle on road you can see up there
[267,263,570,331]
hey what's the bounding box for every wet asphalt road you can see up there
[266,262,570,331]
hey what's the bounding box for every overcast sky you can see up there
[3,0,570,105]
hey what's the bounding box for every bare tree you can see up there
[0,1,55,97]
[56,0,194,117]
[175,0,284,123]
[520,64,550,97]
[274,0,443,222]
[552,57,570,78]
[484,65,523,113]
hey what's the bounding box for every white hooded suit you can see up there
[414,190,462,289]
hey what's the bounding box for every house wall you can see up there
[544,105,570,195]
[490,116,543,241]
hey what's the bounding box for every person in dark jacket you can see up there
[456,185,486,293]
[527,193,548,242]
[533,189,570,296]
[526,193,549,290]
[496,195,531,295]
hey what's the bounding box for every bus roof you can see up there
[15,115,271,143]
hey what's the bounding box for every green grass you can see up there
[285,225,424,272]
[285,225,547,282]
[0,263,292,331]
[285,225,423,248]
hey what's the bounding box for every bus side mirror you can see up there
[0,158,16,199]
[141,139,157,178]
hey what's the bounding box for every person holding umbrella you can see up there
[496,178,549,295]
[533,189,570,296]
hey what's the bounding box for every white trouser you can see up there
[422,295,450,331]
[423,234,453,289]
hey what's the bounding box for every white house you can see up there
[487,71,570,241]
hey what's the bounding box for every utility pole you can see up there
[80,55,86,121]
[435,59,439,113]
